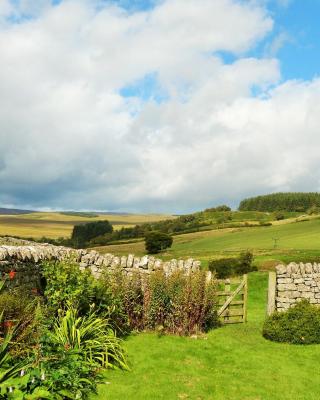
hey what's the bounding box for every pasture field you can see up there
[0,212,175,239]
[94,272,320,400]
[95,217,320,267]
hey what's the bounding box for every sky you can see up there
[0,0,320,213]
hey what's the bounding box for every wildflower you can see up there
[4,320,14,329]
[20,370,25,377]
[9,387,13,393]
[31,288,38,295]
[41,372,46,381]
[8,270,16,280]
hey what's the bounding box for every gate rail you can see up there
[217,274,248,324]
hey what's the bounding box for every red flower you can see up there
[8,270,16,280]
[4,320,14,329]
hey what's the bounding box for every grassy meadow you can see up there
[0,211,175,239]
[95,216,320,268]
[94,272,320,400]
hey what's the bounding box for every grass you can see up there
[95,217,320,267]
[0,212,175,239]
[94,272,320,400]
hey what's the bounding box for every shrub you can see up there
[98,270,219,336]
[51,306,128,370]
[263,300,320,344]
[0,305,128,399]
[208,258,236,279]
[0,284,44,359]
[307,205,320,215]
[273,212,285,221]
[208,251,256,278]
[205,205,231,212]
[145,231,173,254]
[41,260,95,314]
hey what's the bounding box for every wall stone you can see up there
[275,262,320,311]
[0,244,202,288]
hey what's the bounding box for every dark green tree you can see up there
[144,231,173,254]
[71,220,113,248]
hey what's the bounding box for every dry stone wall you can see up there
[275,263,320,311]
[0,244,201,288]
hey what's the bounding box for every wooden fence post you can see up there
[267,271,277,315]
[243,274,248,322]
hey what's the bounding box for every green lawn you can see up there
[93,272,320,400]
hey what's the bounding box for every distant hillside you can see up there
[239,192,320,212]
[0,207,35,215]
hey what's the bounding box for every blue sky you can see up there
[264,0,320,81]
[1,0,320,212]
[118,0,320,103]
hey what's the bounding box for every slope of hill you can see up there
[95,216,320,268]
[0,207,35,215]
[0,211,175,239]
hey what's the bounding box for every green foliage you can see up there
[208,251,256,278]
[71,220,113,248]
[204,205,231,212]
[263,300,320,344]
[239,192,320,212]
[0,305,128,399]
[144,231,173,254]
[274,211,285,220]
[41,260,95,314]
[51,306,128,370]
[98,270,218,336]
[307,205,320,215]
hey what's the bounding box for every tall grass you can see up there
[99,270,218,336]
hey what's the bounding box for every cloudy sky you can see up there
[0,0,320,213]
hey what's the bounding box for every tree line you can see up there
[239,192,320,212]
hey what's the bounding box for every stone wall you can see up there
[0,244,201,288]
[275,263,320,311]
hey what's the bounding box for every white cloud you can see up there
[0,0,318,212]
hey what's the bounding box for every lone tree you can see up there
[145,231,173,254]
[71,220,113,248]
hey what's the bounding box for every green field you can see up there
[93,273,320,400]
[0,212,175,239]
[95,216,320,268]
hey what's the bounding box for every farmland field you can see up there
[95,217,320,267]
[0,212,175,239]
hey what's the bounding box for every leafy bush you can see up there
[273,212,285,221]
[51,306,128,370]
[307,205,320,215]
[41,260,95,314]
[208,258,236,279]
[0,284,44,359]
[263,300,320,344]
[205,205,231,212]
[208,251,256,278]
[0,305,128,399]
[144,231,173,254]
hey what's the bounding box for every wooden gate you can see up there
[217,274,248,324]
